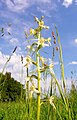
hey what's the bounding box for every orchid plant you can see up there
[25,16,55,120]
[25,16,72,120]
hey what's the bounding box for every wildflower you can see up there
[30,84,40,98]
[30,28,35,35]
[27,45,35,52]
[49,63,54,70]
[25,55,32,67]
[49,96,56,109]
[38,37,49,47]
[47,37,51,46]
[26,55,31,63]
[38,37,45,47]
[40,24,49,29]
[34,16,39,22]
[49,63,55,74]
[34,16,49,29]
[39,21,44,27]
[44,25,49,29]
[38,20,49,29]
[27,45,31,49]
[40,56,45,65]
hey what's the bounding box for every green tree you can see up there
[0,72,26,101]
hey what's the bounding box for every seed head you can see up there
[56,46,59,51]
[52,31,54,37]
[54,40,56,44]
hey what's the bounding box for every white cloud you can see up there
[0,51,27,84]
[74,38,77,44]
[10,38,19,45]
[15,46,23,55]
[6,26,12,34]
[48,58,59,65]
[37,7,51,17]
[69,61,77,65]
[3,0,30,12]
[0,51,74,91]
[54,62,59,65]
[62,0,73,8]
[66,79,72,90]
[37,1,57,17]
[58,0,61,2]
[37,0,51,3]
[1,0,57,14]
[75,0,77,3]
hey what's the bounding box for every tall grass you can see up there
[0,46,17,101]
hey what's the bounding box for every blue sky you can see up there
[0,0,77,84]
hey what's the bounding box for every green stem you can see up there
[26,67,30,120]
[21,63,23,100]
[49,47,55,120]
[37,51,41,120]
[37,33,41,120]
[47,104,50,120]
[50,72,68,112]
[58,35,66,94]
[58,35,72,120]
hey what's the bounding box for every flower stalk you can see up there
[37,32,41,120]
[26,67,30,120]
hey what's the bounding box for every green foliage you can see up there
[0,72,26,102]
[0,92,77,120]
[69,82,77,120]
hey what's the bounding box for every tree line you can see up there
[0,72,26,101]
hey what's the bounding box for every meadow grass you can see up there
[0,96,77,120]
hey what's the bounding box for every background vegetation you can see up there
[0,72,77,120]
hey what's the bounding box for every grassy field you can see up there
[0,95,77,120]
